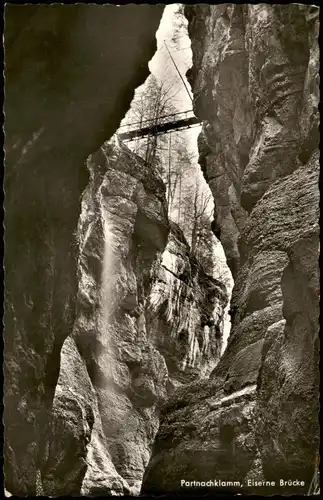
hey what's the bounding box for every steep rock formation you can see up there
[40,141,228,495]
[143,4,319,495]
[254,154,320,482]
[148,223,227,386]
[3,5,164,495]
[41,140,169,495]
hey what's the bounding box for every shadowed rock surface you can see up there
[142,4,319,496]
[3,5,164,495]
[39,141,227,495]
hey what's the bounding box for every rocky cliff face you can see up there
[5,4,319,496]
[3,5,164,495]
[37,140,228,495]
[143,4,319,495]
[147,223,227,386]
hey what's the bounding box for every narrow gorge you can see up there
[3,3,319,497]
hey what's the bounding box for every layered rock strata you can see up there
[143,4,319,495]
[40,141,228,495]
[3,5,164,495]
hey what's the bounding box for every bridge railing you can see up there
[117,115,201,142]
[118,109,196,136]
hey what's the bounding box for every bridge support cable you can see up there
[163,40,193,103]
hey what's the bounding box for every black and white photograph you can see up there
[2,3,320,496]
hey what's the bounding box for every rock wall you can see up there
[143,4,319,495]
[147,222,227,386]
[39,140,228,495]
[3,5,164,495]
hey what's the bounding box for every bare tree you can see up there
[186,180,212,254]
[123,74,180,168]
[175,177,216,272]
[164,138,196,217]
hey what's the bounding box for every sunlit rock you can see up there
[43,140,228,494]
